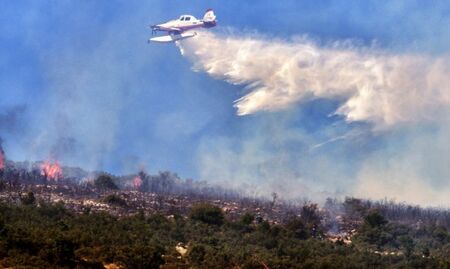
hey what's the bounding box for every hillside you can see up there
[0,162,449,268]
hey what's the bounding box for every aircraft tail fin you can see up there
[203,9,216,24]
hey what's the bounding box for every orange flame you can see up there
[0,150,4,170]
[41,161,63,181]
[133,176,143,189]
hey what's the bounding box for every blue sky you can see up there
[1,1,449,204]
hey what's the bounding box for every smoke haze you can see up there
[2,1,450,207]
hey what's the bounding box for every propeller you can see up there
[150,25,159,36]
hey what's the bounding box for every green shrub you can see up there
[189,203,224,226]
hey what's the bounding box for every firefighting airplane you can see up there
[149,9,216,43]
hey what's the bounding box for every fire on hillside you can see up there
[40,160,63,181]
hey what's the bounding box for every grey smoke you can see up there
[0,105,27,134]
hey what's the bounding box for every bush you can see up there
[102,194,127,207]
[116,245,164,269]
[187,243,206,266]
[240,212,255,225]
[20,191,36,205]
[189,203,224,226]
[285,216,309,239]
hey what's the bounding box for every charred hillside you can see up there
[0,158,449,229]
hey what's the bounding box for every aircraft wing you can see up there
[150,25,182,33]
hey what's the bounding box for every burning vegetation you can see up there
[0,146,5,171]
[132,175,143,189]
[40,160,63,181]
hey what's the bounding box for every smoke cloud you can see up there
[0,105,27,134]
[179,31,450,130]
[180,30,450,207]
[354,123,450,206]
[3,1,449,207]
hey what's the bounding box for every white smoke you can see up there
[180,30,450,207]
[179,31,450,130]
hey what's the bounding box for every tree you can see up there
[300,203,322,237]
[94,174,118,190]
[271,192,278,207]
[138,170,149,192]
[0,180,6,191]
[364,210,388,228]
[398,235,414,257]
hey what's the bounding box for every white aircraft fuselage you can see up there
[149,9,216,43]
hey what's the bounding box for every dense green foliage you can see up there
[189,203,224,226]
[0,201,448,269]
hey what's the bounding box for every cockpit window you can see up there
[185,16,191,21]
